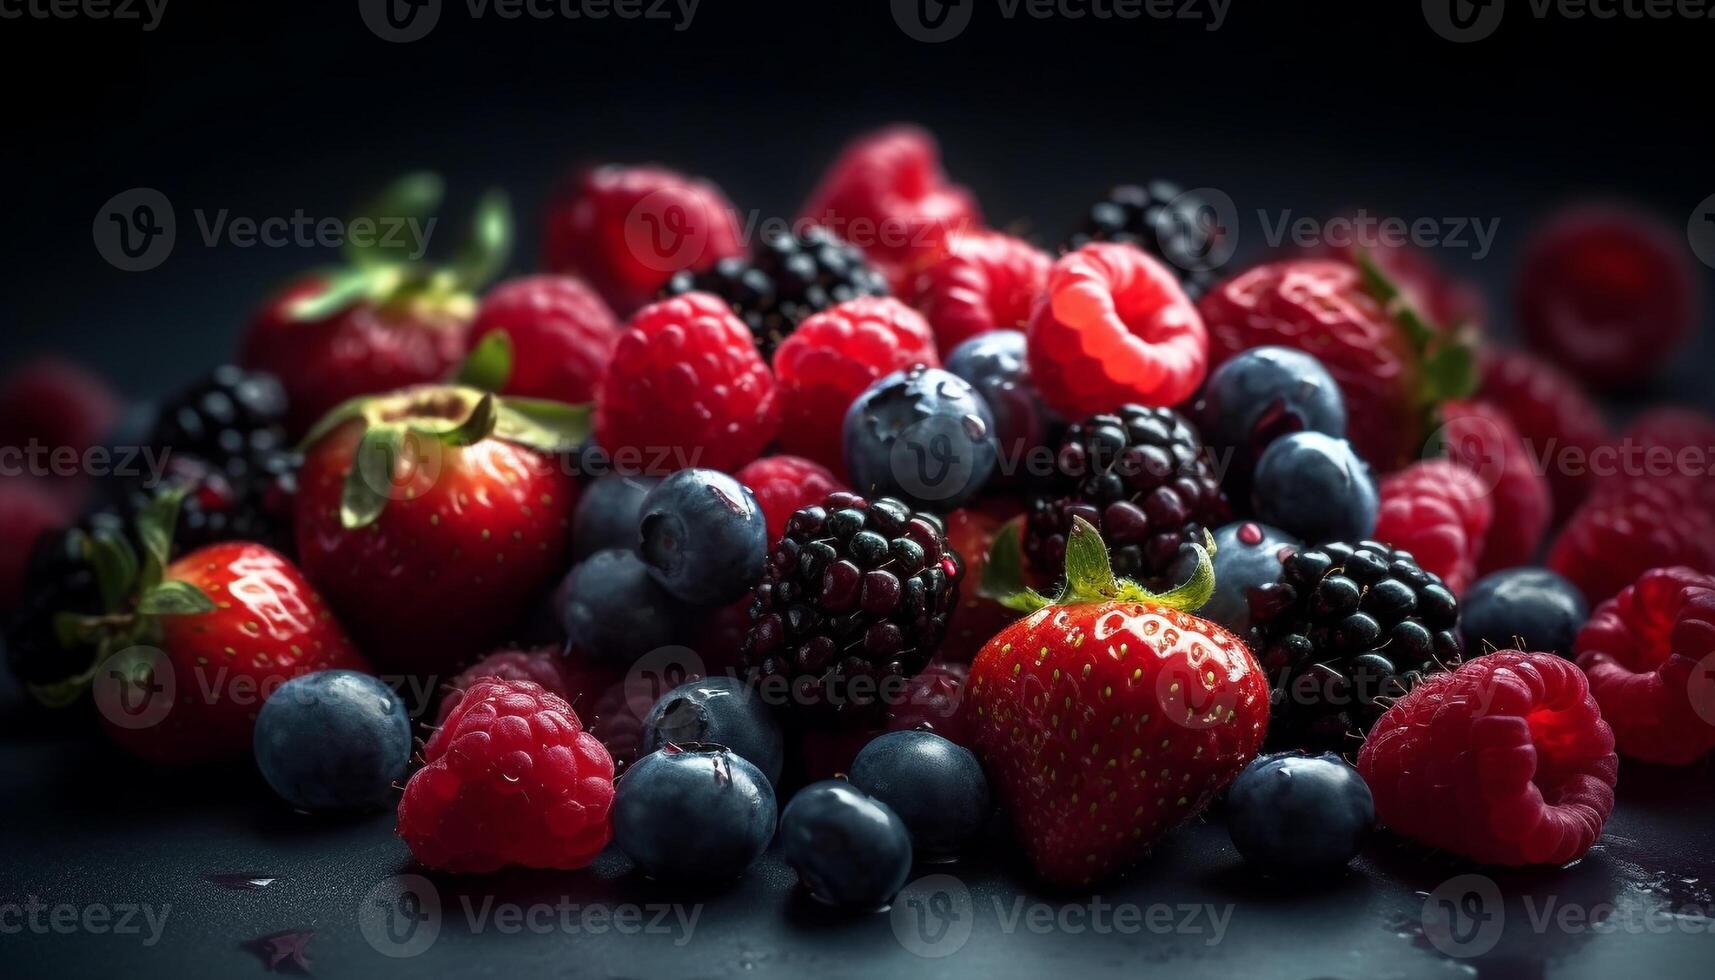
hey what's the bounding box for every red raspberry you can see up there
[1374,460,1494,595]
[1027,243,1208,419]
[1549,478,1715,604]
[736,455,848,541]
[800,125,983,293]
[596,293,780,474]
[1201,259,1424,472]
[771,296,938,473]
[1623,407,1715,457]
[1516,206,1700,390]
[398,678,615,873]
[437,647,585,725]
[1357,651,1618,866]
[885,659,972,747]
[1478,348,1610,521]
[467,275,619,403]
[911,230,1051,350]
[0,357,120,459]
[1441,400,1553,575]
[1575,567,1715,765]
[543,165,745,315]
[939,501,1024,662]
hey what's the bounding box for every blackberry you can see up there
[1067,181,1224,300]
[120,449,299,557]
[150,365,289,470]
[1024,405,1228,589]
[665,227,888,356]
[1247,540,1463,752]
[743,492,961,728]
[3,514,125,688]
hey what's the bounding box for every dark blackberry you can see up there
[3,514,125,688]
[1067,181,1224,300]
[150,365,289,471]
[120,449,299,557]
[743,492,961,728]
[1247,540,1463,752]
[664,227,888,356]
[1024,405,1228,589]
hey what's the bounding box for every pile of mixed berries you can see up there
[2,126,1713,905]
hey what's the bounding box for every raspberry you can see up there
[771,296,938,473]
[800,125,982,293]
[436,647,582,725]
[1374,460,1494,595]
[1027,243,1208,419]
[0,357,120,460]
[1357,651,1617,866]
[468,275,620,403]
[544,165,744,315]
[1478,349,1609,521]
[1575,567,1715,765]
[398,678,615,873]
[1517,206,1700,391]
[1623,407,1715,457]
[1549,478,1715,604]
[910,230,1051,350]
[596,293,780,475]
[1441,400,1552,575]
[736,455,848,541]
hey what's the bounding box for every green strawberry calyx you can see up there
[979,516,1215,616]
[1354,252,1480,411]
[283,172,513,324]
[299,383,591,531]
[30,491,216,709]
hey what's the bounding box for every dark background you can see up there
[2,0,1711,407]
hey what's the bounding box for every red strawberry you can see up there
[543,164,745,315]
[940,501,1025,662]
[294,385,583,671]
[1317,234,1487,335]
[800,125,983,293]
[1201,258,1477,473]
[967,518,1268,886]
[239,175,512,436]
[83,499,367,766]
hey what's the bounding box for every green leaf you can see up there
[341,424,406,529]
[344,172,445,267]
[988,517,1219,616]
[295,392,373,453]
[1121,529,1217,613]
[1421,337,1479,403]
[445,190,513,293]
[286,265,406,322]
[979,519,1052,614]
[133,488,185,591]
[1058,515,1124,605]
[434,393,499,448]
[84,526,140,615]
[27,665,99,709]
[136,579,216,616]
[493,397,592,454]
[456,331,514,393]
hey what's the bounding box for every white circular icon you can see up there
[1422,873,1504,958]
[93,188,176,272]
[891,874,974,958]
[359,874,442,958]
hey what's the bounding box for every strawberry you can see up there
[967,518,1269,886]
[239,174,513,437]
[939,499,1025,663]
[41,495,368,766]
[293,385,583,671]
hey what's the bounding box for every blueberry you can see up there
[613,744,777,882]
[252,670,411,812]
[1251,432,1378,543]
[1194,346,1346,490]
[571,473,660,562]
[1226,751,1374,875]
[638,469,768,605]
[779,781,914,910]
[944,330,1060,472]
[1460,567,1589,659]
[1193,521,1302,633]
[843,366,998,511]
[847,731,989,861]
[641,677,783,786]
[557,549,686,662]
